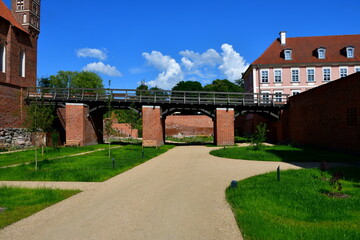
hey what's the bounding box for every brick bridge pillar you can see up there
[142,106,164,147]
[65,103,103,146]
[215,108,234,145]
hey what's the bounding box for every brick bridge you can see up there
[25,87,289,146]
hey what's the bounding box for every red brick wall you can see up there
[165,115,213,136]
[142,106,164,147]
[0,83,24,128]
[279,73,360,152]
[215,108,234,145]
[65,104,101,146]
[111,123,138,138]
[0,14,37,129]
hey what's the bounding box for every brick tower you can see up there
[0,0,40,131]
[11,0,41,37]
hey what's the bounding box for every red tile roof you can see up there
[253,34,360,65]
[0,0,28,33]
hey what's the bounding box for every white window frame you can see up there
[291,68,299,82]
[260,69,269,83]
[261,91,270,103]
[355,66,360,73]
[291,90,301,96]
[322,67,331,81]
[0,44,5,73]
[318,48,326,59]
[274,91,283,102]
[284,49,292,60]
[307,68,315,82]
[274,69,282,83]
[20,51,25,78]
[346,47,354,58]
[339,67,348,78]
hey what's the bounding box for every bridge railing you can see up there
[25,87,289,106]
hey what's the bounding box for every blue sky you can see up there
[4,0,360,89]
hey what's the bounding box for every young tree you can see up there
[250,122,268,150]
[25,105,56,170]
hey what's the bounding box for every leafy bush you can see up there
[250,122,268,150]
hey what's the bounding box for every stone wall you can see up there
[0,128,32,148]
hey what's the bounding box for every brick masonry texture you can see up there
[65,104,103,146]
[215,108,234,145]
[142,106,164,147]
[165,115,213,137]
[0,128,32,148]
[278,73,360,153]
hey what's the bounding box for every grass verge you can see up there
[227,167,360,240]
[0,145,174,182]
[0,187,79,229]
[0,144,116,167]
[210,145,359,162]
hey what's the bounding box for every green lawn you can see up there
[227,167,360,240]
[0,145,174,182]
[210,145,359,162]
[0,187,79,229]
[0,144,116,167]
[166,135,214,143]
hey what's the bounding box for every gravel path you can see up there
[0,146,312,240]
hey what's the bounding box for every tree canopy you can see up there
[172,81,203,91]
[203,79,243,92]
[38,71,104,89]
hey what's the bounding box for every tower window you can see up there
[284,49,292,60]
[318,48,326,59]
[17,0,24,10]
[0,44,5,73]
[22,14,27,23]
[346,47,354,58]
[19,51,25,78]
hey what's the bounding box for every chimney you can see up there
[279,31,286,45]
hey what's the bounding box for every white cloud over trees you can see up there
[142,44,249,89]
[82,62,122,77]
[76,48,107,61]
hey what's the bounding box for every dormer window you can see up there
[317,48,326,59]
[346,47,354,58]
[284,49,292,60]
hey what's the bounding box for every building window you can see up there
[261,70,269,83]
[340,67,348,78]
[22,14,27,23]
[284,49,292,60]
[274,69,282,83]
[318,48,326,59]
[291,69,299,82]
[346,47,354,58]
[17,0,24,10]
[19,51,25,78]
[291,90,301,96]
[274,91,283,102]
[307,69,315,82]
[323,68,331,81]
[261,91,270,103]
[355,67,360,73]
[0,44,5,73]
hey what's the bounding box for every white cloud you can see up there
[218,44,249,81]
[142,51,183,89]
[179,49,222,70]
[82,62,122,77]
[76,48,107,61]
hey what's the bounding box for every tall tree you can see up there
[203,79,243,92]
[172,81,203,91]
[44,71,104,89]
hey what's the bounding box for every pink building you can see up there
[243,32,360,98]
